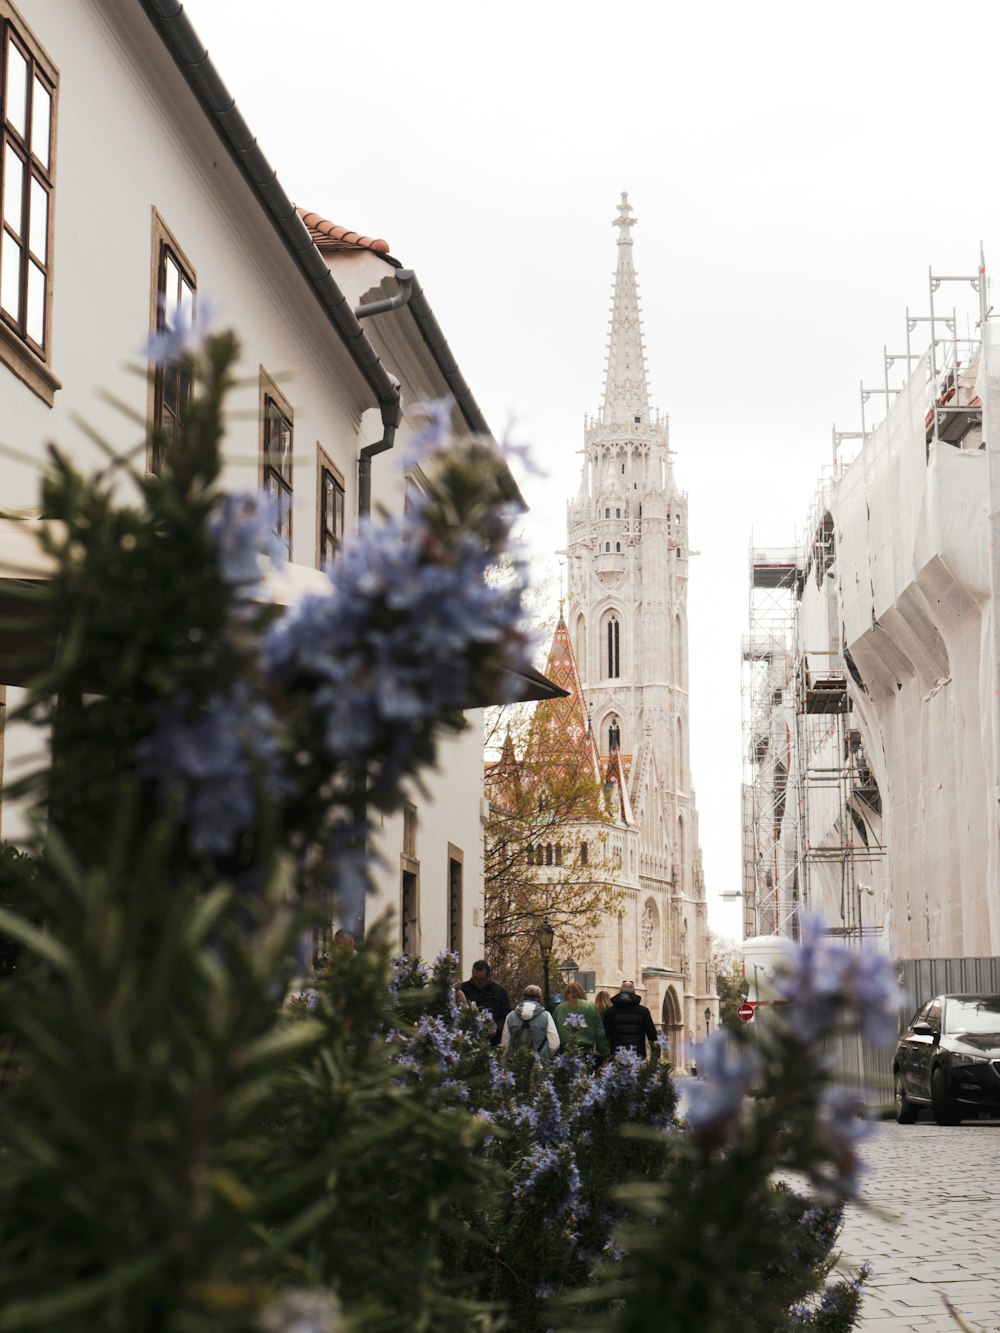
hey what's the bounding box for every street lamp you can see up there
[537,919,555,1010]
[704,1006,711,1040]
[559,956,578,986]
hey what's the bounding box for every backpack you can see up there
[508,1014,538,1054]
[506,1003,547,1058]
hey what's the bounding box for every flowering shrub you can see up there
[0,326,893,1332]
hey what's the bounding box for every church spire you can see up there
[601,192,650,426]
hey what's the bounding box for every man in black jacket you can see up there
[603,980,659,1058]
[459,961,511,1046]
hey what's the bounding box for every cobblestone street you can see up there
[839,1119,1000,1331]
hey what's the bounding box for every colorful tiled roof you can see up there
[524,617,603,791]
[297,208,391,255]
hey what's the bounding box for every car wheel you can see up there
[894,1071,918,1124]
[931,1066,962,1126]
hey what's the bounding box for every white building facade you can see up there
[0,0,521,970]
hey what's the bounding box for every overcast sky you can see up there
[183,0,1000,940]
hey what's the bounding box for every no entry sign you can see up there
[736,1002,755,1023]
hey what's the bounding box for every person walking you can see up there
[459,960,511,1046]
[501,984,560,1062]
[554,981,610,1069]
[603,980,660,1059]
[594,989,612,1017]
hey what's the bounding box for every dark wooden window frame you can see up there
[259,368,294,561]
[447,844,463,965]
[316,447,345,567]
[0,0,58,405]
[147,210,196,473]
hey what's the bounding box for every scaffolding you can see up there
[741,251,993,952]
[792,487,888,944]
[741,548,801,940]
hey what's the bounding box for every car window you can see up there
[908,1001,932,1027]
[925,999,942,1033]
[944,996,1000,1036]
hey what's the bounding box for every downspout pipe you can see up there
[141,0,401,423]
[358,374,401,518]
[354,274,416,517]
[355,270,413,321]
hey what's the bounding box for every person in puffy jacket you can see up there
[603,980,659,1058]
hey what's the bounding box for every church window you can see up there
[545,844,554,867]
[580,841,588,866]
[555,844,563,866]
[615,542,621,552]
[605,542,610,553]
[616,508,621,518]
[605,507,610,518]
[621,464,625,474]
[526,844,535,866]
[607,617,620,678]
[634,415,640,424]
[642,900,657,955]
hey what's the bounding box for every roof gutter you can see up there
[138,0,402,477]
[405,272,526,510]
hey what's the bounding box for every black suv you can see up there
[893,994,1000,1125]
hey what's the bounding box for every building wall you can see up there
[0,0,489,960]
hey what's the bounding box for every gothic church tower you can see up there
[565,194,716,1050]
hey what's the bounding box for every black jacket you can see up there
[603,991,659,1057]
[459,977,511,1045]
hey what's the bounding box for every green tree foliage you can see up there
[708,930,748,1031]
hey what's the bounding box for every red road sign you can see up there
[736,1002,755,1023]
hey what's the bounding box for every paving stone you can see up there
[838,1121,1000,1330]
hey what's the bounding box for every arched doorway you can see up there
[661,986,683,1069]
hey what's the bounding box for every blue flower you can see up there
[136,686,287,857]
[774,913,899,1047]
[208,491,285,588]
[683,1031,761,1145]
[145,296,216,364]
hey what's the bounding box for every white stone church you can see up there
[530,196,718,1063]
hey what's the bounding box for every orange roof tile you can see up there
[297,207,391,255]
[524,617,603,791]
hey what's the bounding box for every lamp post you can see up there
[537,919,555,1010]
[559,956,579,990]
[704,1007,711,1040]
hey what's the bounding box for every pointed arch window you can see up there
[607,616,620,678]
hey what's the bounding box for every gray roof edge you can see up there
[138,0,399,415]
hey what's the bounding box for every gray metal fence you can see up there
[832,956,1000,1108]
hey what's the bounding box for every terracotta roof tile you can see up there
[297,207,391,255]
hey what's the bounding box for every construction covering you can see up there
[799,340,1000,957]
